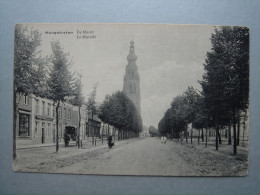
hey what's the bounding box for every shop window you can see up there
[19,114,29,136]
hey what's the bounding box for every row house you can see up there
[31,95,74,144]
[16,94,87,145]
[86,113,117,139]
[31,95,56,144]
[86,113,102,138]
[16,94,119,144]
[71,106,88,141]
[100,122,116,138]
[55,102,74,142]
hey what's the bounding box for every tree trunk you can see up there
[13,91,17,159]
[198,129,200,145]
[233,108,237,155]
[228,123,232,145]
[78,105,81,149]
[242,121,245,143]
[215,114,219,150]
[205,127,208,147]
[201,128,204,142]
[114,128,116,142]
[92,112,94,146]
[102,124,104,144]
[56,101,60,152]
[191,130,193,144]
[218,129,222,144]
[237,112,240,146]
[186,124,188,143]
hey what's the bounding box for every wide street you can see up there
[14,137,248,176]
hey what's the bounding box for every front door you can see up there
[42,122,45,143]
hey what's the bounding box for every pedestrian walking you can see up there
[163,136,167,144]
[161,136,164,144]
[107,134,114,149]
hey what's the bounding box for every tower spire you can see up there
[127,39,137,62]
[123,40,141,115]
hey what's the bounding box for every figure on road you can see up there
[108,134,114,149]
[161,136,164,144]
[163,136,167,144]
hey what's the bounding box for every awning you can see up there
[18,109,31,115]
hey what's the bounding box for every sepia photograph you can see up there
[13,23,249,176]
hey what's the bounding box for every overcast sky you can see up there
[25,24,215,127]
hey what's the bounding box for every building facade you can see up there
[72,106,88,140]
[16,94,89,145]
[31,95,56,144]
[123,40,141,115]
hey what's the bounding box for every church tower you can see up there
[123,40,141,115]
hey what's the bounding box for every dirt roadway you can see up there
[14,137,248,176]
[55,137,196,176]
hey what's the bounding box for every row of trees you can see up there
[14,25,87,158]
[158,87,202,140]
[158,26,249,155]
[98,91,143,140]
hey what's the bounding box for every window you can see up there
[58,107,61,118]
[53,107,55,117]
[48,123,51,137]
[24,95,28,105]
[35,99,39,114]
[59,124,62,138]
[42,101,45,115]
[130,84,133,93]
[68,109,71,120]
[64,108,67,119]
[19,114,29,136]
[35,122,39,137]
[42,122,45,137]
[47,103,51,116]
[53,124,56,141]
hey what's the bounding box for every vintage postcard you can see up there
[13,23,249,176]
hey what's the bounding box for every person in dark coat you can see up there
[108,134,114,148]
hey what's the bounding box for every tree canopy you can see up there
[47,41,75,103]
[98,91,143,134]
[14,24,47,96]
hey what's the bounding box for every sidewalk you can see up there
[16,137,110,150]
[176,137,249,158]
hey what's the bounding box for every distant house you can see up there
[71,105,88,140]
[86,113,101,138]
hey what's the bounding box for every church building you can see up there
[123,40,141,115]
